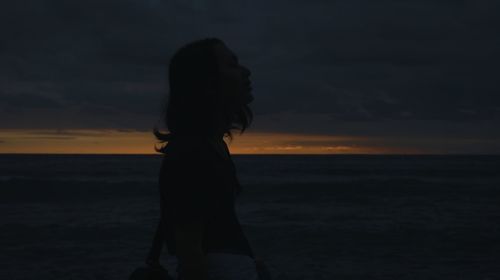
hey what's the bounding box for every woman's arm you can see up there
[174,221,209,280]
[146,218,165,266]
[255,257,272,280]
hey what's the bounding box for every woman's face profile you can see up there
[212,43,254,107]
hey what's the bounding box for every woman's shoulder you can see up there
[158,139,231,194]
[161,138,219,166]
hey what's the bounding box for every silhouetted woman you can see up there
[150,38,271,280]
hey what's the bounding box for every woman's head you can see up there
[153,38,254,153]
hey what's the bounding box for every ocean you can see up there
[1,154,499,279]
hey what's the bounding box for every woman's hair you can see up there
[153,37,253,154]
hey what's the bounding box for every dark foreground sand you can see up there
[2,177,499,280]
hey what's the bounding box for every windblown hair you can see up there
[153,38,253,154]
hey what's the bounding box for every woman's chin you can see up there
[243,93,254,104]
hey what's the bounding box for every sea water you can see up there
[1,154,499,279]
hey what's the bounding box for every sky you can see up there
[0,0,499,154]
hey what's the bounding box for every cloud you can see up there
[0,0,498,137]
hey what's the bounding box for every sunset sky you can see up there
[0,0,499,154]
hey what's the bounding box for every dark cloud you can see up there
[0,0,498,149]
[1,93,62,110]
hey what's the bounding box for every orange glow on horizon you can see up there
[0,129,422,154]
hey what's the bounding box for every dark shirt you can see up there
[158,137,255,259]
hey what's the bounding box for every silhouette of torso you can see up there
[158,136,255,259]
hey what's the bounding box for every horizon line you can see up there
[1,152,498,156]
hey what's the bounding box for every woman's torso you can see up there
[158,136,255,259]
